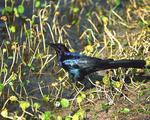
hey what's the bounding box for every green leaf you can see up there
[33,103,41,109]
[19,101,30,111]
[101,16,108,25]
[1,108,8,118]
[2,6,13,15]
[42,111,51,120]
[72,114,79,120]
[102,75,110,86]
[100,103,111,111]
[43,95,49,102]
[74,109,85,120]
[0,83,4,92]
[35,0,41,8]
[9,96,17,101]
[113,81,121,88]
[115,0,121,6]
[65,116,71,120]
[17,5,24,14]
[60,98,69,108]
[57,116,62,120]
[9,25,16,33]
[77,96,82,104]
[120,108,130,113]
[146,59,150,66]
[72,7,79,14]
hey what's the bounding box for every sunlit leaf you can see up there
[65,115,71,120]
[60,98,69,108]
[73,109,85,120]
[146,59,150,66]
[113,81,121,88]
[33,103,41,109]
[102,75,110,86]
[2,48,7,53]
[72,7,80,14]
[9,25,16,33]
[43,95,50,102]
[57,116,62,120]
[2,6,13,15]
[1,108,8,118]
[84,45,94,53]
[42,111,51,120]
[17,5,24,14]
[120,108,130,113]
[9,96,17,101]
[77,96,82,104]
[115,0,121,6]
[19,101,30,111]
[35,0,41,8]
[80,92,86,99]
[101,16,108,25]
[72,114,79,120]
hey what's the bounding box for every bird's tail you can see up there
[108,60,146,69]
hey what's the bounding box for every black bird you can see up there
[50,43,146,82]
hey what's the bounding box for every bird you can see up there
[50,43,146,82]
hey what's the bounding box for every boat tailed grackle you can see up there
[50,43,146,82]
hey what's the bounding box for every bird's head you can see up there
[50,43,70,55]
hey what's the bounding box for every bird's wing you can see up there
[63,52,115,75]
[63,56,113,74]
[76,57,113,71]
